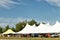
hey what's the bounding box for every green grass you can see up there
[0,37,60,40]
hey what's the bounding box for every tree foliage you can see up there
[0,26,3,33]
[0,19,46,33]
[28,20,37,26]
[11,27,16,32]
[3,25,10,32]
[16,21,26,32]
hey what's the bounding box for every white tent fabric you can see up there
[34,23,51,33]
[49,21,60,33]
[34,21,60,33]
[17,24,36,34]
[17,21,60,34]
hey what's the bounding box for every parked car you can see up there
[51,34,59,38]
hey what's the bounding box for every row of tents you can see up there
[2,21,60,37]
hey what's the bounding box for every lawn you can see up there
[0,37,60,40]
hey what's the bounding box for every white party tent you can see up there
[35,21,60,33]
[17,21,60,34]
[34,22,51,33]
[17,24,36,34]
[49,21,60,33]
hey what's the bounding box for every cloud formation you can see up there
[0,0,19,8]
[0,17,34,27]
[0,17,25,27]
[45,0,60,7]
[36,0,60,7]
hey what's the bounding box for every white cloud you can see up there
[45,0,60,7]
[0,0,19,8]
[0,17,34,27]
[0,0,60,8]
[0,17,24,27]
[0,17,40,27]
[35,0,60,7]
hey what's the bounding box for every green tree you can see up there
[3,25,10,32]
[0,26,3,33]
[35,23,40,26]
[28,19,37,26]
[11,27,16,32]
[42,22,46,24]
[16,21,26,32]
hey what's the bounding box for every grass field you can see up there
[0,37,60,40]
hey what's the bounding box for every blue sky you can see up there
[0,0,60,27]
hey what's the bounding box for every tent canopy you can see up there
[17,21,60,34]
[17,24,36,34]
[3,29,15,34]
